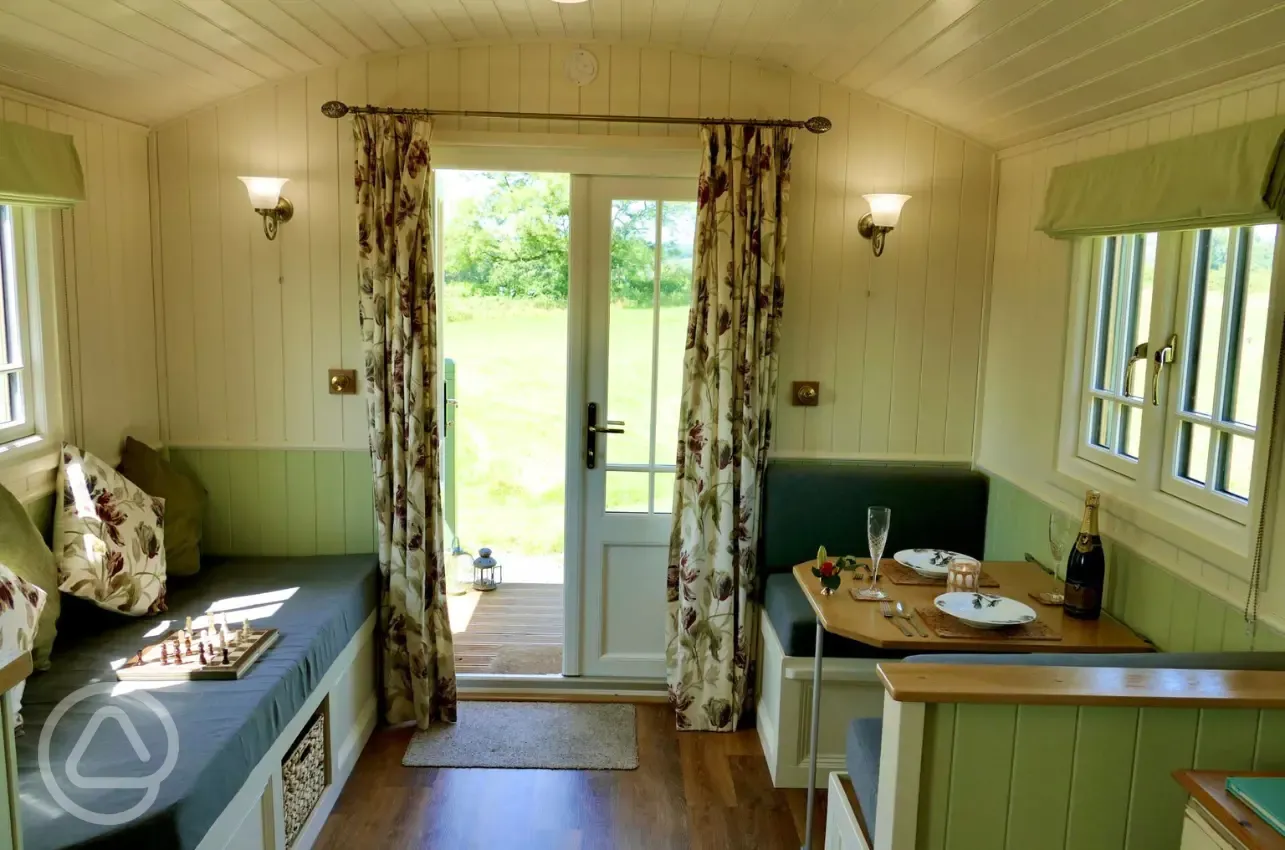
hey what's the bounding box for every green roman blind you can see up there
[0,120,84,207]
[1038,115,1285,239]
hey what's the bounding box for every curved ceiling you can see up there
[1,0,1283,147]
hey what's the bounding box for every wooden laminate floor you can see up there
[315,702,827,849]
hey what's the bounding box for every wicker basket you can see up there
[282,710,328,848]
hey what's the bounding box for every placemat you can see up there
[882,560,1000,587]
[914,606,1062,641]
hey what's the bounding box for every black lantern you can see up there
[472,547,501,592]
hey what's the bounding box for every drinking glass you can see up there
[857,506,891,601]
[1048,513,1076,579]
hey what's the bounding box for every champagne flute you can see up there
[857,506,891,601]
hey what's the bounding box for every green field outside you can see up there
[444,294,688,558]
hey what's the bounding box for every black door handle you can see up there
[586,403,625,469]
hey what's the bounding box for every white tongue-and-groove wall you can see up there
[0,87,159,505]
[150,47,994,450]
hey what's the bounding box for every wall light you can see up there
[238,176,293,241]
[858,194,911,257]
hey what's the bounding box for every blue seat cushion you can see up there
[18,554,379,850]
[763,573,908,658]
[846,717,882,841]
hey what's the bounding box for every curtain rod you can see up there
[319,100,832,134]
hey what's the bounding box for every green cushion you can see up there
[117,437,207,577]
[0,482,59,669]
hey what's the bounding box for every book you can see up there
[1226,776,1285,838]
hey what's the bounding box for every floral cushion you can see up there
[54,444,167,616]
[0,562,47,730]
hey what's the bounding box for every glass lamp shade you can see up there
[238,176,289,211]
[862,194,911,228]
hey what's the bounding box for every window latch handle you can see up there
[1125,343,1149,399]
[1151,334,1177,406]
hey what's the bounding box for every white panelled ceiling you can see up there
[1,0,1284,146]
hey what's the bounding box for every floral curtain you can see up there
[666,124,794,732]
[354,114,456,729]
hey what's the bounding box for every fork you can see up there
[879,600,914,637]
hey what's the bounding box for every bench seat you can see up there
[18,554,378,850]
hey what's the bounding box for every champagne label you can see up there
[1074,532,1098,554]
[1064,581,1101,617]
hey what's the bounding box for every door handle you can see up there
[586,404,625,469]
[1151,334,1177,406]
[1124,342,1148,399]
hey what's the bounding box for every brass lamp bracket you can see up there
[857,214,893,257]
[256,197,294,241]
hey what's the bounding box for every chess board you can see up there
[115,627,280,681]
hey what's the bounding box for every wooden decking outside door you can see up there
[447,583,563,675]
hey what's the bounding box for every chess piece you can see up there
[135,649,144,666]
[199,643,207,665]
[185,616,193,636]
[184,635,192,657]
[242,618,251,638]
[220,611,230,633]
[222,647,230,665]
[161,644,169,665]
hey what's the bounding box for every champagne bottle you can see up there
[1064,490,1105,620]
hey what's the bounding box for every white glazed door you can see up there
[577,176,697,678]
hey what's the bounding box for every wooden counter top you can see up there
[878,663,1285,708]
[0,653,30,696]
[792,560,1151,653]
[1176,771,1285,850]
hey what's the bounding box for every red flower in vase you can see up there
[818,561,837,577]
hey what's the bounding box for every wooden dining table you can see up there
[793,558,1154,850]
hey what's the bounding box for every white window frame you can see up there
[0,205,36,446]
[1057,224,1285,568]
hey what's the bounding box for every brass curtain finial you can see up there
[318,100,831,134]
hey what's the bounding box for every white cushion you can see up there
[0,561,47,730]
[54,444,167,616]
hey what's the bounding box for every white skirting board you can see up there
[754,609,886,788]
[195,612,378,850]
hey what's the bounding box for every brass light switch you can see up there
[329,369,357,395]
[792,381,819,406]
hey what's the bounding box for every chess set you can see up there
[116,613,280,681]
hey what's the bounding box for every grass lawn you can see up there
[443,293,688,559]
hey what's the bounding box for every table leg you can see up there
[802,618,823,850]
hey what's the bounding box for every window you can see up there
[1074,223,1281,527]
[0,205,33,445]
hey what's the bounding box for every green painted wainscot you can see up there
[913,701,1285,850]
[168,448,377,557]
[985,474,1285,652]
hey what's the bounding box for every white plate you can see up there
[933,592,1037,630]
[894,548,979,576]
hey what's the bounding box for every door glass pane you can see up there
[654,201,697,464]
[1220,434,1254,500]
[1178,421,1211,485]
[652,471,675,514]
[1229,224,1276,427]
[1184,228,1230,416]
[607,200,658,465]
[606,471,649,514]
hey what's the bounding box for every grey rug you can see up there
[402,702,638,770]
